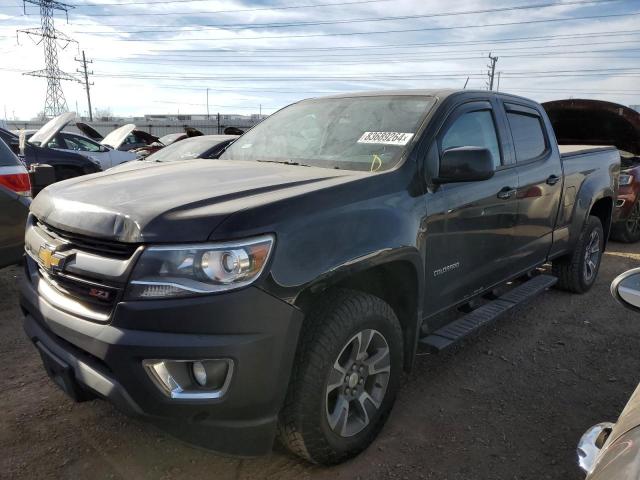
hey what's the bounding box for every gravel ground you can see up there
[1,242,639,480]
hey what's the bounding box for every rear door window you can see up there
[507,111,547,162]
[441,110,502,168]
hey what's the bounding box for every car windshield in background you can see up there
[220,95,435,172]
[159,133,185,145]
[146,136,218,162]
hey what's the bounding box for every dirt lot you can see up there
[1,242,640,480]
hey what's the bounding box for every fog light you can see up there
[192,361,207,386]
[143,358,233,399]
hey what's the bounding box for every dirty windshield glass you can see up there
[147,136,219,162]
[220,95,434,172]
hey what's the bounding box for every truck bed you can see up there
[559,144,617,158]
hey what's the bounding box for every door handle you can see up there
[497,187,517,200]
[546,174,560,186]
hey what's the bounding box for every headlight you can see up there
[620,173,634,186]
[126,234,274,299]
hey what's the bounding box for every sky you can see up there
[0,0,638,119]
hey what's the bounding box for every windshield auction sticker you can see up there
[357,132,414,146]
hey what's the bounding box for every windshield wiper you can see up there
[256,159,311,167]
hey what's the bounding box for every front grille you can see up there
[45,270,120,308]
[29,217,139,321]
[36,220,138,259]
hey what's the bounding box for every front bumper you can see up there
[20,263,303,456]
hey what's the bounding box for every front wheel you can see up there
[278,289,403,465]
[553,215,604,293]
[612,200,640,243]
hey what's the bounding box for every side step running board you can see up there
[420,274,557,352]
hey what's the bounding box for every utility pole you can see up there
[463,77,469,89]
[17,0,77,117]
[486,53,498,91]
[75,50,93,121]
[217,112,220,134]
[259,104,262,117]
[206,88,210,120]
[496,72,502,92]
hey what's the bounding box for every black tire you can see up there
[611,200,640,243]
[55,166,82,182]
[553,215,604,293]
[278,289,403,465]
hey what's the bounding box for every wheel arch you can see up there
[294,251,424,372]
[589,195,614,249]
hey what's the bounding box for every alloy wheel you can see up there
[325,329,391,438]
[584,229,601,283]
[626,202,640,235]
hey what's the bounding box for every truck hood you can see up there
[101,124,136,149]
[543,99,640,156]
[76,122,103,141]
[30,159,361,243]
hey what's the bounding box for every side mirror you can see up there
[100,145,110,152]
[433,147,495,184]
[611,268,640,312]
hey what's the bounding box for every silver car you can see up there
[578,267,640,479]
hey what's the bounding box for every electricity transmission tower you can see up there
[18,0,77,118]
[486,53,499,91]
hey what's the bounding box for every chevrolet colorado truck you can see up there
[20,89,620,465]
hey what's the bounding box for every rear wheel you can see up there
[553,215,604,293]
[612,200,640,243]
[278,289,403,465]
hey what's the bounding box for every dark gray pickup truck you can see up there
[19,89,620,464]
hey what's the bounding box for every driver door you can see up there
[424,100,519,316]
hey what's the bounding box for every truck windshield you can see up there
[220,95,435,172]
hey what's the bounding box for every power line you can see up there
[88,68,640,82]
[119,40,640,59]
[70,11,640,40]
[93,45,640,66]
[17,0,393,10]
[65,0,621,32]
[143,30,640,54]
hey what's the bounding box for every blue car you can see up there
[0,114,101,182]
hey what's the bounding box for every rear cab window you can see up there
[505,103,549,162]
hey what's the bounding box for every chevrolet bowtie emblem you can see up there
[37,244,73,272]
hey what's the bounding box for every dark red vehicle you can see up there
[544,99,640,242]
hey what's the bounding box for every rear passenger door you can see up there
[503,102,563,271]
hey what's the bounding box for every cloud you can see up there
[1,0,639,118]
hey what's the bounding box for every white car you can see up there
[24,113,138,170]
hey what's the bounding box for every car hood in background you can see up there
[29,112,75,147]
[543,99,640,156]
[30,159,363,243]
[133,129,159,144]
[101,124,136,150]
[76,122,104,141]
